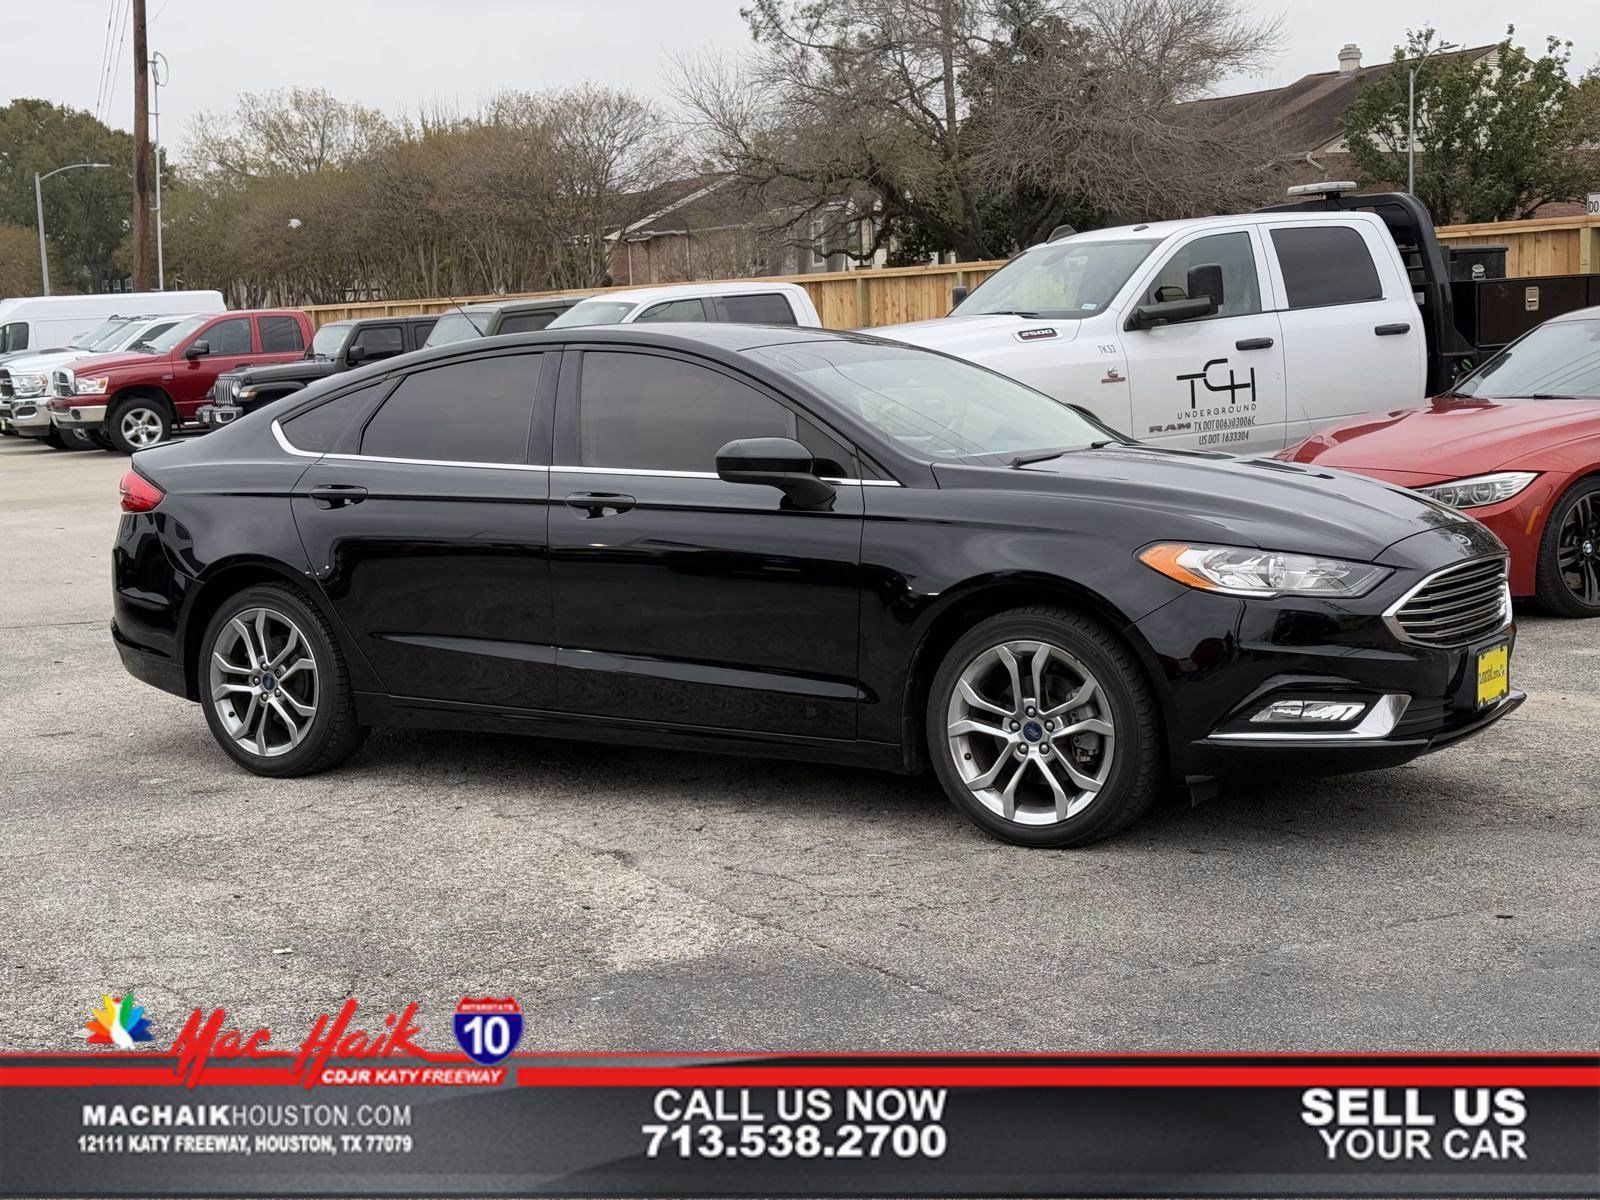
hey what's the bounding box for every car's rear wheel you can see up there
[1536,476,1600,618]
[107,396,171,454]
[927,607,1162,847]
[199,584,367,776]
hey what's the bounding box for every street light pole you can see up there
[33,162,112,297]
[1407,41,1458,197]
[150,51,169,290]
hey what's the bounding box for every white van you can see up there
[875,209,1428,455]
[0,291,225,361]
[547,281,821,329]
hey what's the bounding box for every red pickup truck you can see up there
[47,309,314,453]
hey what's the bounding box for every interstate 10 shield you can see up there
[453,996,523,1065]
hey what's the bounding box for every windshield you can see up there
[955,238,1160,319]
[547,300,635,328]
[142,315,208,354]
[1452,318,1600,399]
[423,311,492,347]
[749,340,1113,460]
[73,318,130,349]
[311,322,352,358]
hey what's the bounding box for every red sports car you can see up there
[1281,305,1600,617]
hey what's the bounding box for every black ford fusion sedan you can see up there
[112,324,1523,847]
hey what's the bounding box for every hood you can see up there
[234,358,334,385]
[64,347,167,376]
[1282,396,1600,475]
[873,314,1083,363]
[0,348,88,374]
[932,444,1471,563]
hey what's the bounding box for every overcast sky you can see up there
[7,0,1598,155]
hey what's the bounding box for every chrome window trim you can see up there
[1209,693,1411,741]
[272,420,901,485]
[1382,554,1512,648]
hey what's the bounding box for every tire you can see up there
[88,429,112,450]
[56,425,98,450]
[42,425,67,449]
[198,583,368,777]
[106,395,171,454]
[1535,476,1600,618]
[927,606,1162,848]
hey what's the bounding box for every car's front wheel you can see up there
[106,396,171,454]
[199,584,368,776]
[927,607,1162,847]
[1535,476,1600,618]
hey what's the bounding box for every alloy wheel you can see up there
[119,407,165,448]
[208,607,319,758]
[945,639,1115,826]
[1556,491,1600,608]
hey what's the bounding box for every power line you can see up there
[92,0,117,123]
[105,0,132,125]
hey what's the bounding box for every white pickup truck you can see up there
[878,187,1462,455]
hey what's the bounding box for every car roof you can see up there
[1037,209,1386,251]
[457,295,588,315]
[1548,304,1600,324]
[577,281,806,306]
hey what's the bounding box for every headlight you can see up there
[11,372,48,396]
[74,376,110,395]
[1139,543,1390,598]
[1415,471,1538,509]
[229,379,243,398]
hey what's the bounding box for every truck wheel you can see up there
[56,426,98,450]
[1536,476,1600,618]
[926,606,1163,847]
[107,397,171,454]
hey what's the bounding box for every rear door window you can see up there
[496,312,557,334]
[359,353,543,464]
[635,298,708,323]
[259,315,305,352]
[712,293,799,325]
[1270,226,1385,309]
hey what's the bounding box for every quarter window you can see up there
[205,318,253,356]
[259,315,305,353]
[1271,226,1384,308]
[360,354,542,464]
[1144,232,1261,316]
[577,352,794,473]
[282,382,390,452]
[714,293,799,325]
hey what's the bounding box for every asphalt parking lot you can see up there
[2,434,1596,1054]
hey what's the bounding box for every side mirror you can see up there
[716,436,835,510]
[949,285,969,306]
[1186,262,1225,309]
[345,344,366,365]
[1126,297,1215,331]
[184,340,210,359]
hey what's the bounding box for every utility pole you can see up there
[132,0,151,291]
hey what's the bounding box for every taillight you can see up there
[119,470,164,513]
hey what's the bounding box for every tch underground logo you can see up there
[78,992,156,1048]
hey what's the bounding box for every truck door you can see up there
[1265,221,1427,446]
[1121,228,1288,454]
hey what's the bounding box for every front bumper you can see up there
[197,402,245,428]
[10,400,53,436]
[50,401,108,426]
[1133,525,1524,782]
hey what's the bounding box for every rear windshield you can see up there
[423,311,493,347]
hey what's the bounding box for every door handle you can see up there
[1375,322,1411,336]
[309,484,368,509]
[564,491,636,518]
[1234,337,1274,350]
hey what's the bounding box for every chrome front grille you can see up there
[1386,556,1511,647]
[51,369,73,399]
[0,371,11,399]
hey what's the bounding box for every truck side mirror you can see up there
[1186,263,1226,309]
[1126,297,1216,331]
[184,340,210,359]
[345,344,366,365]
[716,436,835,510]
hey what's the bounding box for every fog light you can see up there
[1250,699,1368,725]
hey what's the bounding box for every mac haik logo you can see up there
[454,996,523,1065]
[78,992,156,1048]
[170,999,425,1088]
[1177,357,1255,409]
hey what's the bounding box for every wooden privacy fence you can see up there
[300,261,1008,331]
[300,214,1600,331]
